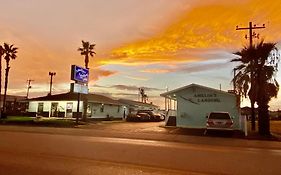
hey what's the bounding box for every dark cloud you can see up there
[93,84,164,91]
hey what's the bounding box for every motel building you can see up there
[27,92,128,120]
[27,92,159,120]
[161,84,244,131]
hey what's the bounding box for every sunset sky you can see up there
[1,0,281,109]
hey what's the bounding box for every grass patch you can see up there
[246,120,281,141]
[0,116,82,128]
[3,116,34,122]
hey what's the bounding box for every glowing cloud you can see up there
[102,0,281,66]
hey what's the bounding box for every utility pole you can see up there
[236,22,265,131]
[26,79,34,99]
[233,68,237,92]
[48,72,56,95]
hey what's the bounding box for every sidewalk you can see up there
[0,125,280,150]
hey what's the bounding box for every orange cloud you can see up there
[99,0,281,66]
[89,68,117,82]
[141,69,171,74]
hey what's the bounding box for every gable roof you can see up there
[160,83,236,99]
[28,92,122,105]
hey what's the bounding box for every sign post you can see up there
[70,65,89,124]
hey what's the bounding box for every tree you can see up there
[232,45,258,131]
[78,40,96,69]
[232,40,279,135]
[77,40,96,121]
[255,42,279,135]
[0,45,4,116]
[2,43,18,115]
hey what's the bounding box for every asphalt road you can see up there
[0,130,280,175]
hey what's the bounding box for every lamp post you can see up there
[48,72,56,95]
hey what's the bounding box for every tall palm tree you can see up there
[78,40,96,69]
[232,40,279,135]
[255,42,279,135]
[77,40,96,121]
[232,46,258,131]
[0,45,4,116]
[2,43,18,114]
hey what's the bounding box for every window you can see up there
[66,102,73,113]
[37,103,44,114]
[100,104,104,113]
[117,106,120,113]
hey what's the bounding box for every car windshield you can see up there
[209,113,230,119]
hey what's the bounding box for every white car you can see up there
[205,112,234,134]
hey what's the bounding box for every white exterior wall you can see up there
[176,86,240,130]
[90,103,126,119]
[28,100,126,119]
[28,101,39,112]
[28,100,84,116]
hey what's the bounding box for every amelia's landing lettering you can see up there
[194,93,221,103]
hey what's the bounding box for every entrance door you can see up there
[51,102,58,117]
[66,102,73,118]
[37,103,44,116]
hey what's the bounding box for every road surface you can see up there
[0,130,280,175]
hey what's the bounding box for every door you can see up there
[66,102,73,118]
[51,102,58,117]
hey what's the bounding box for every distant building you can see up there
[161,84,242,130]
[27,92,126,120]
[0,94,27,115]
[118,99,159,113]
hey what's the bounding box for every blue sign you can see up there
[71,65,89,83]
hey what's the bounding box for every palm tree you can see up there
[0,45,4,117]
[232,40,279,135]
[77,40,96,121]
[232,46,258,131]
[78,40,96,69]
[2,43,18,115]
[254,42,279,135]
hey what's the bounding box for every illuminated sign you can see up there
[71,65,89,83]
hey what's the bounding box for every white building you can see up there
[118,98,159,113]
[161,84,242,130]
[27,92,127,120]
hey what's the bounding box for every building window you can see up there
[100,104,104,113]
[117,106,120,113]
[37,103,44,114]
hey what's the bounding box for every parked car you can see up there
[126,112,151,122]
[137,110,164,121]
[126,113,141,121]
[205,112,234,134]
[136,112,151,121]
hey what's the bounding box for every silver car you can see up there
[205,112,234,134]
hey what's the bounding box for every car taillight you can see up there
[226,120,233,126]
[207,120,214,126]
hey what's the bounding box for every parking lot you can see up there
[83,120,281,141]
[84,121,170,134]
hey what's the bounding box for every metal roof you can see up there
[160,83,236,100]
[118,99,159,108]
[27,92,122,105]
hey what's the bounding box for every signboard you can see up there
[71,65,89,83]
[194,93,221,103]
[70,83,89,94]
